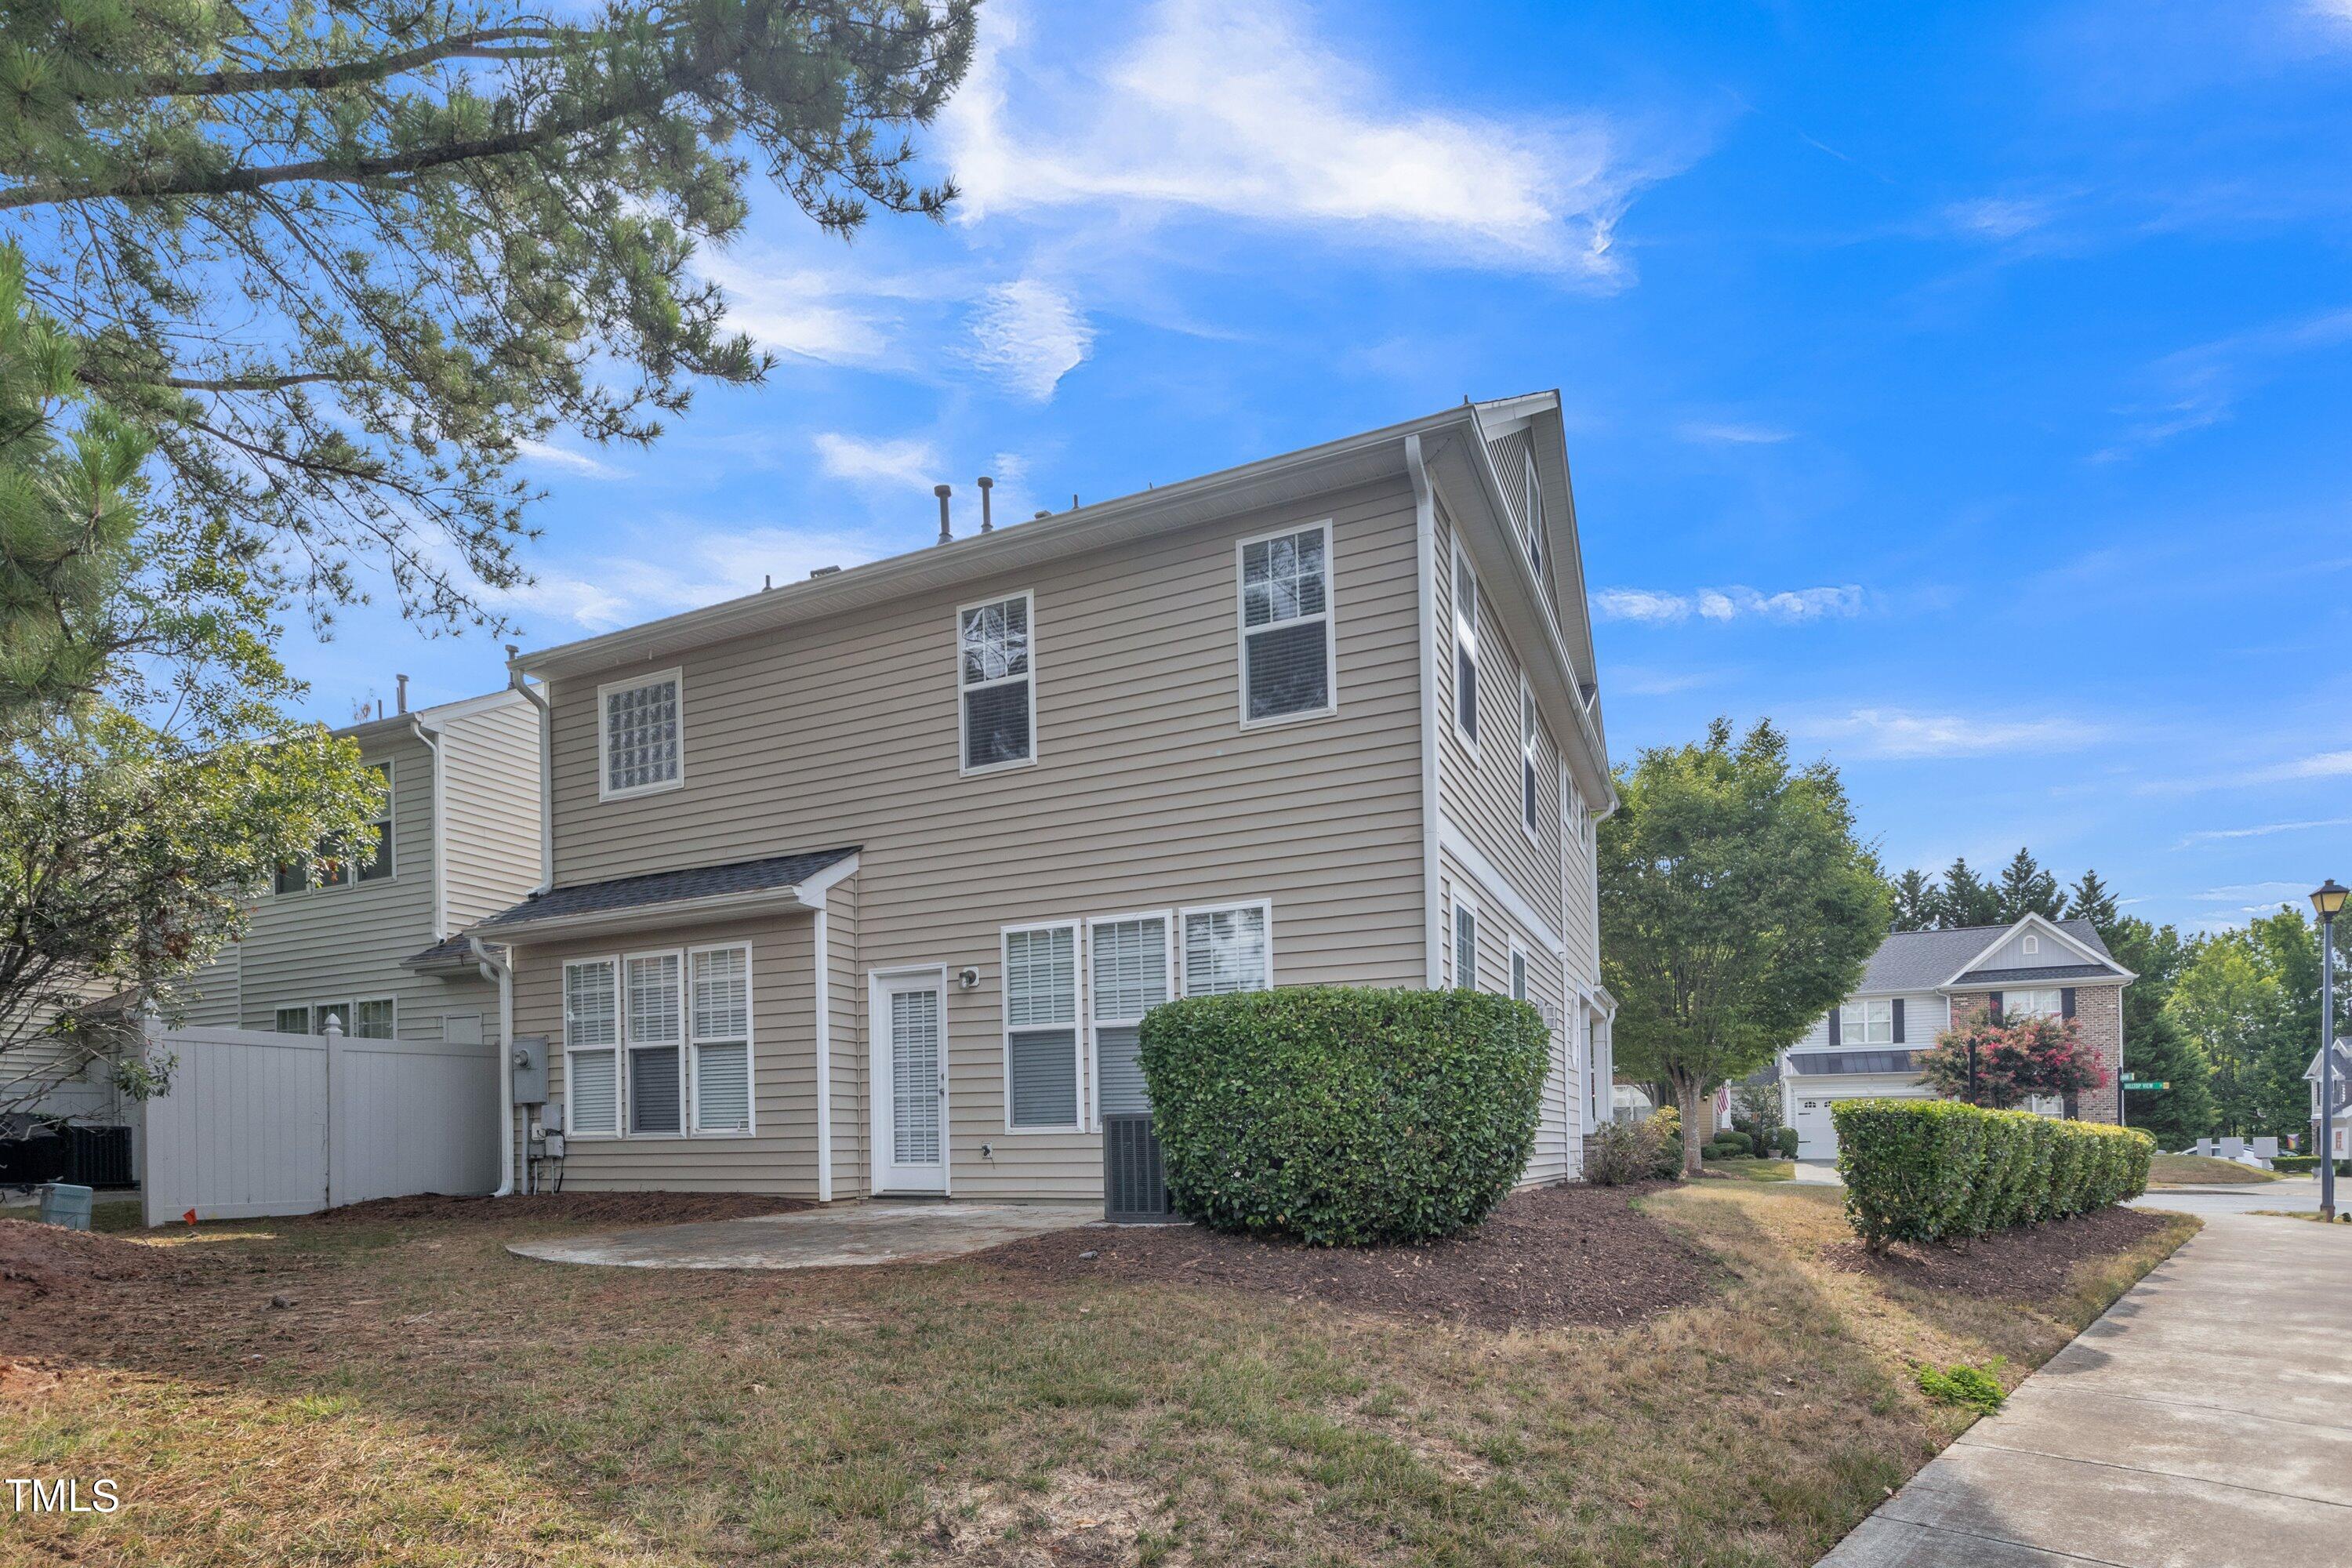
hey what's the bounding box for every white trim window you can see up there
[958,591,1036,773]
[357,761,394,882]
[274,1005,311,1035]
[1839,998,1895,1045]
[1181,902,1272,996]
[1522,445,1544,575]
[564,959,620,1136]
[599,670,683,800]
[2022,934,2041,955]
[2006,987,2063,1020]
[626,952,685,1135]
[1520,680,1543,840]
[1511,945,1530,1004]
[1237,522,1336,725]
[1453,544,1479,746]
[689,945,754,1134]
[1451,893,1480,989]
[1089,913,1171,1123]
[350,999,396,1040]
[1004,922,1080,1131]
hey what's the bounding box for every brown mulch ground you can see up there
[296,1189,812,1229]
[982,1181,1717,1330]
[0,1217,177,1308]
[1824,1205,2175,1299]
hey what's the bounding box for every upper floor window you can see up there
[1522,446,1544,575]
[1238,523,1335,725]
[357,763,394,881]
[1181,902,1272,996]
[1520,681,1542,839]
[959,592,1036,773]
[1511,946,1530,1003]
[600,671,682,800]
[1453,546,1479,746]
[2006,987,2063,1020]
[1838,998,1893,1045]
[2021,934,2040,955]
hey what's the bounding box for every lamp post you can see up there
[2312,880,2347,1224]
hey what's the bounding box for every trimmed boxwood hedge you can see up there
[1138,986,1548,1247]
[1832,1099,2154,1250]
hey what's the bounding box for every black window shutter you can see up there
[2062,988,2077,1019]
[1988,990,2003,1021]
[1892,998,1906,1044]
[1828,1009,1842,1046]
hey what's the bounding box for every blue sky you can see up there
[285,0,2352,936]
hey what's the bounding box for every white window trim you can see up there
[1084,909,1175,1132]
[622,946,688,1139]
[2022,934,2040,955]
[1452,540,1480,753]
[956,589,1040,777]
[596,667,686,803]
[1234,518,1339,731]
[1509,942,1530,1004]
[1522,445,1544,575]
[356,759,397,884]
[687,940,757,1137]
[274,1005,311,1035]
[562,956,622,1139]
[1839,997,1895,1047]
[1450,887,1482,989]
[1178,898,1276,998]
[2006,987,2064,1021]
[1519,676,1542,844]
[339,996,398,1040]
[1001,919,1083,1135]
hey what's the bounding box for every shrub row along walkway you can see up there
[1819,1209,2352,1567]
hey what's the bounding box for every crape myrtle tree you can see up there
[1599,718,1887,1178]
[0,0,978,684]
[1918,1014,2106,1111]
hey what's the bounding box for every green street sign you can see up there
[2123,1080,2168,1091]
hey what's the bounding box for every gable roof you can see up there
[1853,917,2127,994]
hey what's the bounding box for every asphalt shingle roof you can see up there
[405,933,480,969]
[1952,962,2119,985]
[472,847,859,931]
[1856,919,2118,994]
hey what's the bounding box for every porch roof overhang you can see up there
[467,847,860,947]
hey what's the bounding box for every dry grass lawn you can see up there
[4,1185,2194,1568]
[2148,1152,2283,1185]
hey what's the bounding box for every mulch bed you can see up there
[296,1190,811,1229]
[0,1217,180,1308]
[1824,1205,2176,1299]
[982,1181,1717,1330]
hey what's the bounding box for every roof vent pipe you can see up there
[935,483,953,545]
[978,475,993,532]
[395,673,408,714]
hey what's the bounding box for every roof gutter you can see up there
[475,882,825,946]
[506,660,554,895]
[405,715,448,938]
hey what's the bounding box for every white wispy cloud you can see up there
[693,250,904,365]
[516,439,625,479]
[2178,815,2352,846]
[2096,306,2352,461]
[1795,708,2107,760]
[967,278,1094,401]
[1592,584,1864,624]
[495,523,886,634]
[940,0,1686,281]
[811,432,943,492]
[1677,421,1793,445]
[1944,195,2058,241]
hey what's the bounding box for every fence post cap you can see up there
[321,1015,344,1037]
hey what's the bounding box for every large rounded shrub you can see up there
[1138,986,1548,1247]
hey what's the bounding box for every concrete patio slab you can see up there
[508,1200,1102,1270]
[1817,1212,2352,1568]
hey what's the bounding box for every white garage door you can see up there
[1794,1094,1838,1160]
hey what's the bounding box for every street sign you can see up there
[2123,1080,2168,1091]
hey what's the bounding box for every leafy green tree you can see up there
[1889,867,1939,932]
[0,0,977,689]
[1937,856,2002,927]
[1599,718,1888,1177]
[2067,869,2119,931]
[1994,847,2065,924]
[2166,924,2318,1138]
[2121,1011,2217,1150]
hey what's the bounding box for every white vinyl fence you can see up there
[140,1018,498,1225]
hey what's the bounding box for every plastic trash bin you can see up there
[36,1181,93,1231]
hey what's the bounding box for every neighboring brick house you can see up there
[1776,914,2135,1158]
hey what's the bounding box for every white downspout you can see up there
[405,717,447,938]
[470,936,516,1198]
[507,655,554,895]
[812,903,833,1203]
[1406,434,1443,989]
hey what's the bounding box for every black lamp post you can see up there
[2312,880,2347,1223]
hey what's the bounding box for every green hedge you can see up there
[1832,1099,2154,1250]
[1139,987,1548,1247]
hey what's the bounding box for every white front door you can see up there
[873,971,948,1194]
[1794,1094,1838,1160]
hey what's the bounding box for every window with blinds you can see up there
[1181,904,1270,996]
[690,946,752,1133]
[564,958,619,1135]
[891,985,942,1163]
[1453,898,1479,989]
[959,592,1035,771]
[1511,949,1529,1004]
[626,953,684,1134]
[1520,682,1542,837]
[1004,924,1078,1129]
[1238,524,1334,724]
[601,671,682,799]
[1454,546,1479,745]
[1091,916,1170,1119]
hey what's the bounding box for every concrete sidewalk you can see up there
[510,1200,1100,1270]
[1818,1210,2352,1567]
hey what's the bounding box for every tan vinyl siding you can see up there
[530,477,1427,1199]
[1437,849,1577,1185]
[176,948,241,1027]
[526,913,818,1193]
[824,875,865,1199]
[440,696,545,928]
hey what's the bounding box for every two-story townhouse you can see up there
[1777,913,2136,1159]
[181,688,544,1052]
[2304,1039,2351,1160]
[468,393,1616,1204]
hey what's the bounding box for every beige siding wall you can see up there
[824,877,865,1199]
[527,478,1427,1199]
[524,913,821,1193]
[441,697,545,928]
